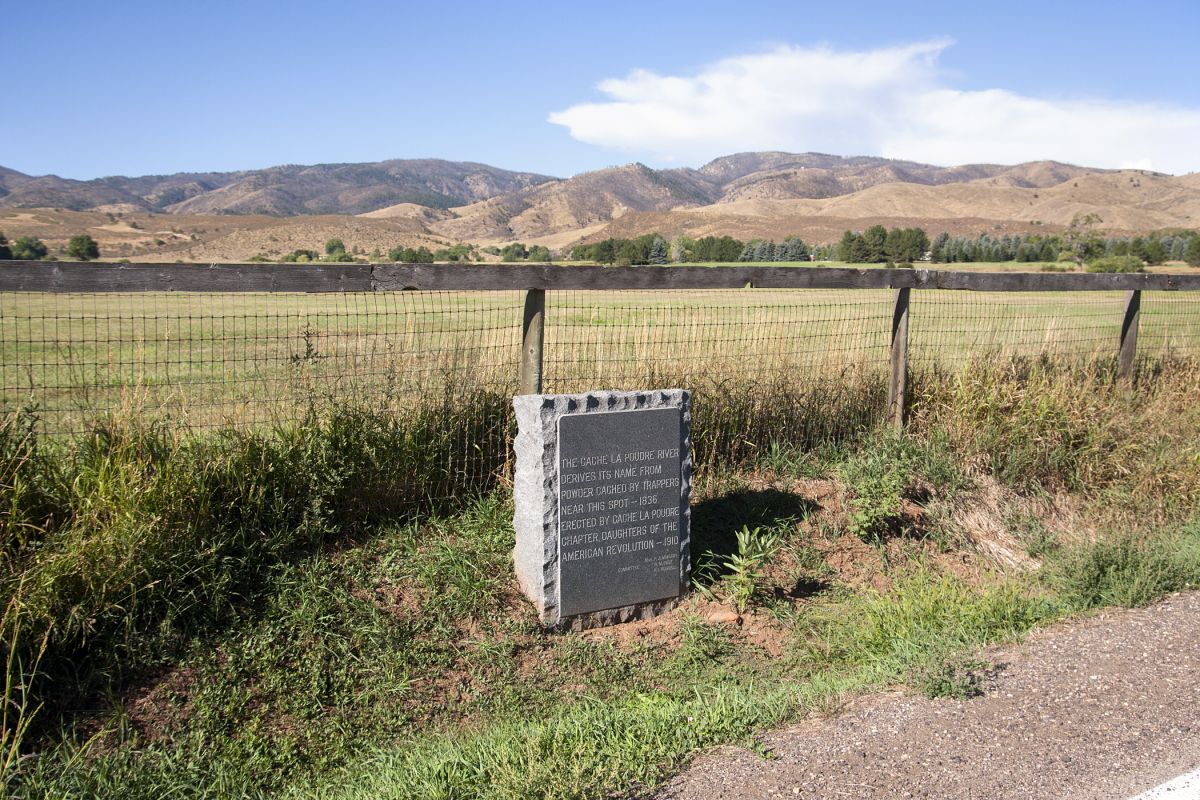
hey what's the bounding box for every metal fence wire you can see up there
[2,283,1199,502]
[0,291,525,433]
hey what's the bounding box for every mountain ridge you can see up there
[2,154,1196,257]
[0,159,557,216]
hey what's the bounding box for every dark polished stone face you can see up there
[557,408,684,617]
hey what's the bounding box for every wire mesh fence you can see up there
[543,289,894,459]
[1141,292,1200,358]
[909,290,1129,365]
[0,290,525,433]
[2,282,1198,503]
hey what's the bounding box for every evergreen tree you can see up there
[930,232,951,262]
[777,236,807,261]
[0,232,11,260]
[1186,236,1200,267]
[1170,237,1187,261]
[862,225,888,262]
[670,236,692,263]
[648,237,668,265]
[1142,238,1167,266]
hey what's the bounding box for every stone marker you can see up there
[513,389,692,629]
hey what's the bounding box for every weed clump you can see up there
[1052,524,1200,610]
[840,433,962,545]
[909,652,996,700]
[909,358,1200,501]
[0,393,511,711]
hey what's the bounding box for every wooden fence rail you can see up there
[3,261,1200,293]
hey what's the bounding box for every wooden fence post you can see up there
[1118,289,1141,381]
[888,288,910,431]
[519,288,546,395]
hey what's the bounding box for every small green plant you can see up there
[676,615,733,665]
[1005,511,1058,560]
[846,467,907,545]
[839,432,962,546]
[722,525,782,615]
[909,652,995,700]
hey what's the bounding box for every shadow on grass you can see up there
[774,576,830,600]
[691,488,817,575]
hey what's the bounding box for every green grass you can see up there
[1052,520,1200,610]
[2,349,1200,797]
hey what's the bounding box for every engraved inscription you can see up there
[557,408,683,617]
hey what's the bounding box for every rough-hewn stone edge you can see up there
[512,394,552,616]
[553,596,683,632]
[513,388,691,629]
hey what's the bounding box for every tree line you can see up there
[929,231,1200,266]
[835,226,931,264]
[0,232,100,261]
[569,234,817,265]
[5,225,1199,268]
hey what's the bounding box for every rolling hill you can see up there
[2,152,1198,259]
[0,159,555,216]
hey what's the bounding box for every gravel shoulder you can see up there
[654,591,1200,800]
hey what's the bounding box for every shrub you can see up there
[66,234,100,261]
[9,237,47,261]
[839,433,960,545]
[1085,255,1143,273]
[280,249,319,263]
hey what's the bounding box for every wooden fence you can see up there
[3,261,1200,430]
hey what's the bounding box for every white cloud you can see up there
[548,41,1200,174]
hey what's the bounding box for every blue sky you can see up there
[5,0,1200,179]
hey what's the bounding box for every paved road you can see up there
[655,591,1200,800]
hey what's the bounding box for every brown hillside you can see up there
[428,154,1142,245]
[0,159,555,216]
[3,153,1196,259]
[431,163,721,243]
[570,170,1200,249]
[0,208,452,262]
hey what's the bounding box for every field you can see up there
[4,285,1199,436]
[2,273,1200,798]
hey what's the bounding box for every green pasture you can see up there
[2,285,1198,432]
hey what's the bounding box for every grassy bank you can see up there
[2,357,1199,798]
